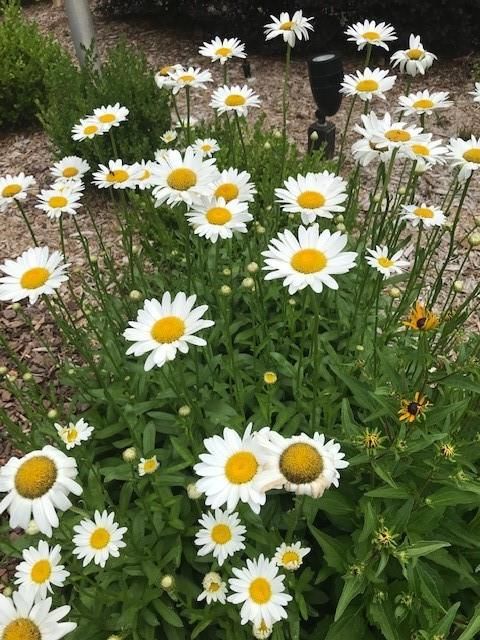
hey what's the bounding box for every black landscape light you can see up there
[307,53,343,158]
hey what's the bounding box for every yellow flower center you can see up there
[407,48,424,60]
[216,47,232,57]
[201,144,212,152]
[463,148,480,164]
[65,428,78,443]
[206,206,232,225]
[143,458,158,473]
[214,182,239,201]
[411,144,430,156]
[249,578,272,604]
[385,129,411,142]
[225,451,258,484]
[356,79,379,92]
[167,167,197,190]
[225,94,247,107]
[363,30,380,41]
[297,190,326,209]
[106,169,129,183]
[140,169,151,180]
[90,527,111,550]
[414,207,434,219]
[48,195,68,209]
[282,550,300,565]
[179,74,195,83]
[84,124,99,135]
[62,167,79,178]
[159,65,172,75]
[3,619,41,640]
[377,256,394,268]
[290,248,327,274]
[2,184,22,198]
[150,316,185,343]
[413,98,434,109]
[211,523,232,544]
[99,113,116,123]
[208,581,220,592]
[263,371,277,384]
[280,20,294,30]
[279,442,323,484]
[31,559,52,584]
[14,455,57,499]
[20,267,50,290]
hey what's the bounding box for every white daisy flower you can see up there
[257,431,348,498]
[194,424,268,514]
[72,509,127,568]
[345,19,397,51]
[0,590,76,640]
[169,66,213,95]
[35,183,83,220]
[402,135,448,167]
[132,160,158,190]
[252,620,273,639]
[210,84,261,116]
[264,10,314,48]
[71,117,105,141]
[193,138,220,157]
[92,103,129,130]
[151,147,218,208]
[186,196,253,243]
[209,168,256,203]
[198,572,228,604]
[0,246,69,305]
[50,156,90,182]
[340,67,396,102]
[275,171,347,225]
[400,203,445,228]
[199,37,246,64]
[138,455,159,476]
[470,82,480,103]
[195,508,246,566]
[398,90,452,117]
[93,159,141,190]
[274,541,310,571]
[228,554,292,626]
[262,224,357,295]
[0,173,36,209]
[365,114,424,151]
[161,129,178,144]
[351,136,393,167]
[447,135,480,181]
[391,34,437,76]
[155,64,182,89]
[55,418,94,450]
[123,292,214,371]
[14,540,69,602]
[0,445,82,537]
[365,245,410,278]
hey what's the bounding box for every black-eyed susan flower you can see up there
[195,508,246,566]
[439,442,456,459]
[274,541,310,571]
[228,554,292,626]
[360,428,384,450]
[403,301,439,331]
[199,36,246,64]
[55,418,94,450]
[209,167,256,203]
[398,391,429,423]
[391,34,436,76]
[345,19,397,51]
[197,572,228,604]
[0,445,82,536]
[187,196,252,243]
[72,510,127,568]
[210,84,261,117]
[13,540,69,602]
[373,526,398,549]
[340,67,396,102]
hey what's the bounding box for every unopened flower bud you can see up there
[161,574,175,590]
[310,130,319,141]
[222,267,231,276]
[242,277,255,289]
[122,447,137,462]
[388,287,401,299]
[288,297,296,306]
[335,214,344,223]
[273,129,282,139]
[263,141,271,150]
[107,635,122,640]
[468,232,480,247]
[288,213,295,220]
[132,245,140,255]
[336,223,346,232]
[373,194,382,203]
[90,255,98,264]
[0,366,7,375]
[398,187,406,195]
[474,215,480,227]
[444,221,453,231]
[220,284,231,296]
[67,368,75,375]
[356,345,364,352]
[129,289,142,301]
[247,261,259,273]
[47,409,58,419]
[2,586,13,597]
[11,302,20,311]
[266,205,272,212]
[414,160,427,174]
[22,372,33,381]
[263,371,277,384]
[25,519,40,535]
[453,280,464,293]
[6,373,17,382]
[171,249,178,256]
[187,483,202,499]
[178,405,191,417]
[256,225,266,234]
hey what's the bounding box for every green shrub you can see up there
[39,42,171,165]
[0,0,72,130]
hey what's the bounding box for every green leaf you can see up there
[143,421,156,454]
[403,540,451,558]
[431,602,460,636]
[308,524,347,571]
[458,604,480,640]
[334,576,366,621]
[152,599,184,628]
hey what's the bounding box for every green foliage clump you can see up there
[39,42,171,165]
[0,0,71,130]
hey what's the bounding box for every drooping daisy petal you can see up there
[391,34,437,76]
[197,571,228,604]
[274,541,310,571]
[470,82,480,103]
[264,10,314,48]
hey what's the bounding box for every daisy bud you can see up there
[124,375,131,382]
[2,586,12,597]
[178,405,191,417]
[129,289,143,301]
[265,205,272,212]
[335,214,344,223]
[256,225,266,234]
[288,213,295,220]
[388,287,401,299]
[273,129,282,139]
[107,636,122,640]
[220,284,231,296]
[132,244,140,255]
[22,372,33,381]
[222,267,231,276]
[181,257,187,264]
[25,519,40,535]
[444,221,453,231]
[171,249,178,256]
[161,574,175,591]
[468,231,480,247]
[474,215,480,227]
[67,368,75,375]
[6,373,17,382]
[373,194,382,203]
[242,277,255,289]
[187,483,202,499]
[0,366,7,375]
[122,447,137,462]
[398,187,406,195]
[356,345,364,352]
[310,130,319,141]
[263,371,277,384]
[90,255,98,264]
[263,141,271,150]
[453,280,464,292]
[47,408,58,419]
[11,302,20,311]
[336,223,346,232]
[414,162,426,175]
[288,298,296,306]
[247,261,259,273]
